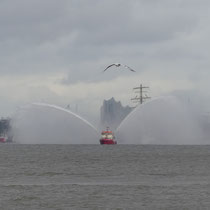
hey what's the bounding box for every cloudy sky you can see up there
[1,0,210,122]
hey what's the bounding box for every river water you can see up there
[0,144,210,210]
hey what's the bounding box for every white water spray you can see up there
[116,96,204,144]
[33,103,98,132]
[11,103,99,144]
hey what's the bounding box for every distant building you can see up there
[100,97,133,130]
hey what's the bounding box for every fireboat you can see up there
[100,127,117,145]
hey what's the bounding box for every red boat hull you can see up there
[100,139,117,145]
[0,137,6,143]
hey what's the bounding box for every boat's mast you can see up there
[131,84,151,105]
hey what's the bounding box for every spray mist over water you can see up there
[11,96,210,145]
[116,96,206,144]
[11,103,99,144]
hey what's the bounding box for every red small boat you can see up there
[100,127,117,145]
[0,137,6,143]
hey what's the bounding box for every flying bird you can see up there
[103,63,136,72]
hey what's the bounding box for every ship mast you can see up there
[131,84,151,105]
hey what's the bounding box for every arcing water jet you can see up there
[116,96,203,144]
[11,103,99,144]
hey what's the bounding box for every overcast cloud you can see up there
[0,0,210,122]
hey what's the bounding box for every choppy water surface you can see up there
[0,144,210,209]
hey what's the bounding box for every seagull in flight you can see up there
[103,63,136,72]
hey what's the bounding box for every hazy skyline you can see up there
[1,0,210,122]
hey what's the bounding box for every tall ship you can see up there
[100,127,117,145]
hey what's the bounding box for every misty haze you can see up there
[1,0,210,209]
[10,94,210,145]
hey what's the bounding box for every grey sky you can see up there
[0,0,210,121]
